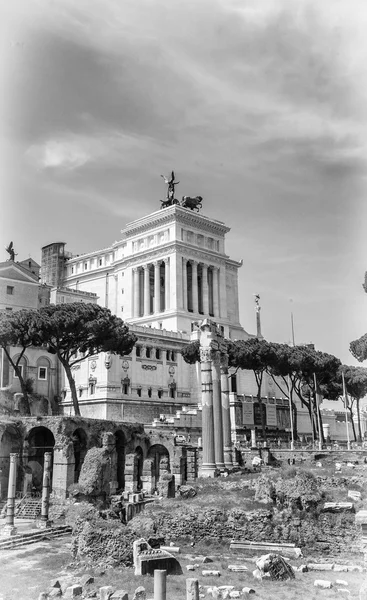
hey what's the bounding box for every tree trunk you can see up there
[348,406,357,441]
[3,347,31,415]
[291,400,298,441]
[356,397,362,442]
[62,360,81,416]
[255,371,267,442]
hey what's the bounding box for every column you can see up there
[182,258,188,311]
[219,266,227,318]
[213,267,220,317]
[154,261,161,313]
[212,351,225,470]
[144,265,150,316]
[154,569,167,600]
[202,264,209,315]
[192,261,199,314]
[220,355,233,468]
[164,258,170,312]
[2,453,18,536]
[39,452,52,528]
[133,268,140,318]
[200,344,216,477]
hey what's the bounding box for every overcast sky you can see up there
[1,0,367,366]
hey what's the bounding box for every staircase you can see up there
[15,496,41,519]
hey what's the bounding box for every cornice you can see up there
[122,205,230,238]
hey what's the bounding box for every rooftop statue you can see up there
[5,241,17,261]
[160,171,180,208]
[181,195,203,212]
[160,171,203,211]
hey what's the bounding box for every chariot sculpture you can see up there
[160,171,203,212]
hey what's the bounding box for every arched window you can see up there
[146,347,151,359]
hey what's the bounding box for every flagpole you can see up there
[288,375,294,451]
[342,371,351,451]
[313,373,323,451]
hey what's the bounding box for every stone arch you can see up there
[25,426,55,492]
[72,428,88,483]
[0,425,22,499]
[115,430,126,491]
[147,443,170,491]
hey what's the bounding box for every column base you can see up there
[37,519,52,529]
[1,525,18,537]
[199,464,218,478]
[215,462,226,471]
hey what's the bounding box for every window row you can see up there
[135,346,176,361]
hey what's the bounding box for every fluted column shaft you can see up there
[154,261,161,313]
[144,265,150,316]
[202,264,209,315]
[133,268,140,317]
[192,261,199,314]
[200,346,216,476]
[212,351,225,469]
[213,267,220,317]
[220,356,233,467]
[182,258,188,311]
[164,258,170,311]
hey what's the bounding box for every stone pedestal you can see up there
[52,441,75,500]
[186,578,199,600]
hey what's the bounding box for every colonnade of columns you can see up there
[0,452,53,537]
[199,320,233,476]
[133,258,170,318]
[182,259,220,317]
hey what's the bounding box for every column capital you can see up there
[143,264,150,271]
[200,346,213,363]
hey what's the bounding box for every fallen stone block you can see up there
[64,585,83,598]
[160,545,180,553]
[348,490,361,501]
[202,570,221,577]
[195,555,213,563]
[228,564,248,572]
[110,591,128,600]
[229,592,240,598]
[347,462,355,468]
[80,575,94,586]
[186,565,196,571]
[132,586,146,600]
[323,502,354,513]
[336,580,348,586]
[314,580,332,589]
[38,594,49,600]
[207,587,219,599]
[242,588,256,595]
[292,565,308,572]
[100,586,115,600]
[218,586,234,592]
[49,590,62,599]
[252,569,263,580]
[307,563,334,571]
[255,554,295,581]
[334,565,349,572]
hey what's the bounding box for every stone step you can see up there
[0,525,72,550]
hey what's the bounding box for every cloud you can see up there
[26,138,92,170]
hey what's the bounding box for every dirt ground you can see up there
[1,537,366,600]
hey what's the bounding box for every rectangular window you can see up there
[6,286,14,295]
[13,365,23,379]
[71,266,74,274]
[99,258,102,266]
[84,263,88,270]
[121,289,124,294]
[38,367,47,380]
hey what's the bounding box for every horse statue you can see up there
[181,196,203,212]
[160,197,180,209]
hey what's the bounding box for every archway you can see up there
[147,444,170,491]
[115,430,126,491]
[26,426,55,492]
[72,428,88,483]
